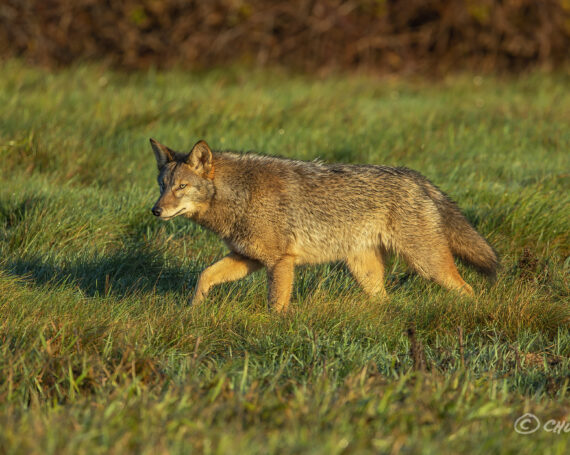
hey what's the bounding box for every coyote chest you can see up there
[224,238,249,257]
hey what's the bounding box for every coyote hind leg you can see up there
[404,244,474,297]
[432,250,474,296]
[346,248,387,299]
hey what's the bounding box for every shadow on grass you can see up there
[4,245,200,299]
[4,250,420,304]
[0,196,47,228]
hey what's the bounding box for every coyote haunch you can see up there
[150,138,498,312]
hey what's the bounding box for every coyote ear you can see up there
[187,140,213,177]
[150,138,175,170]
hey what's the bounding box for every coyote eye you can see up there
[178,184,187,189]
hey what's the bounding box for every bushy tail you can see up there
[424,183,499,279]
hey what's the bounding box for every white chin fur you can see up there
[161,207,189,219]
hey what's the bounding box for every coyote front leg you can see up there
[191,252,262,305]
[267,255,296,313]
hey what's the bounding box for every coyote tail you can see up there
[424,182,499,279]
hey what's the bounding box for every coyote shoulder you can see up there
[150,138,498,312]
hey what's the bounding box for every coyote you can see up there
[150,138,498,312]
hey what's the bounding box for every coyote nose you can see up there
[152,207,163,217]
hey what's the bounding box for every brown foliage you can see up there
[0,0,569,73]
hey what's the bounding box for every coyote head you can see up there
[150,138,215,220]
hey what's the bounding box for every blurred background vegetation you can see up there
[1,0,569,74]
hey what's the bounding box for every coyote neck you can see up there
[192,156,248,239]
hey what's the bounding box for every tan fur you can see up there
[192,252,262,305]
[434,250,475,296]
[267,255,296,313]
[149,138,498,311]
[346,248,387,298]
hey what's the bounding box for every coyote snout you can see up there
[148,137,498,312]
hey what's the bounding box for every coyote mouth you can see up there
[162,208,187,220]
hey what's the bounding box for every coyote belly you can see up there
[149,138,498,312]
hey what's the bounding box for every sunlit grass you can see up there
[0,62,568,454]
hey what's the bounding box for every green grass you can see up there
[0,61,569,454]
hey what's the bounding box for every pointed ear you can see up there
[186,140,213,177]
[150,138,175,170]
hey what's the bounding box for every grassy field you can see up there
[0,61,568,454]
